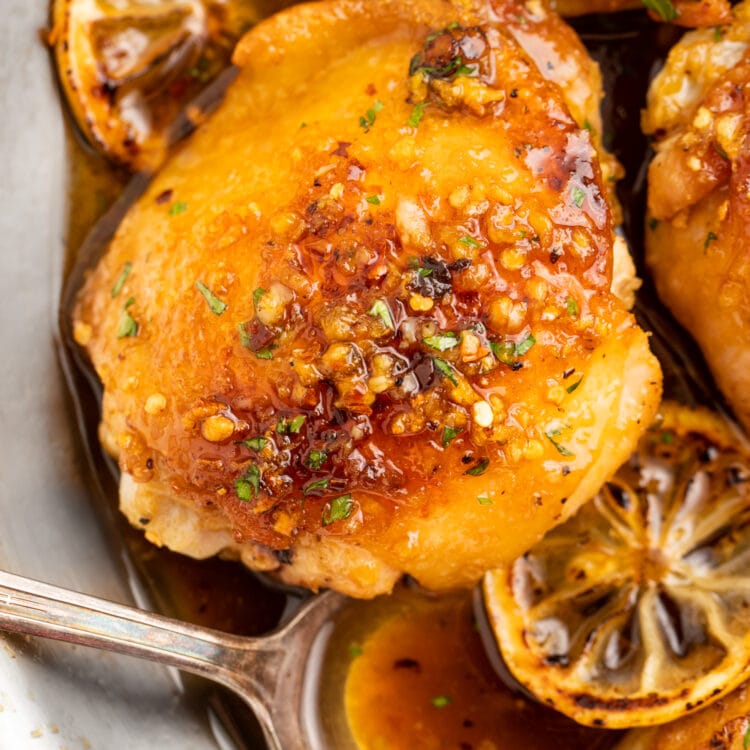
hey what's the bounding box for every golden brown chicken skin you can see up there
[551,0,731,26]
[74,0,661,597]
[645,3,750,432]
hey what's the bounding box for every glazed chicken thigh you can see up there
[645,2,750,432]
[74,0,661,597]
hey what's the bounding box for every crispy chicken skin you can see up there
[644,3,750,432]
[551,0,731,26]
[74,0,661,597]
[617,682,750,750]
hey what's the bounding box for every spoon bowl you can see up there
[0,568,346,750]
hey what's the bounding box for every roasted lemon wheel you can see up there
[484,403,750,728]
[51,0,277,171]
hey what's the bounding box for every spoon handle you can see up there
[0,568,285,748]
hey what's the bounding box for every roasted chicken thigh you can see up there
[645,2,750,431]
[74,0,661,597]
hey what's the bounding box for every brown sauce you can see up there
[343,589,620,750]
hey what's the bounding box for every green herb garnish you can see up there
[235,464,261,501]
[424,332,458,351]
[359,100,384,131]
[458,235,482,248]
[306,450,329,470]
[477,495,493,505]
[408,101,430,128]
[433,357,458,385]
[642,0,679,22]
[168,201,188,216]
[276,414,306,434]
[289,415,307,433]
[322,494,355,526]
[546,429,574,457]
[255,346,275,360]
[441,426,461,447]
[566,298,579,317]
[195,282,227,315]
[743,722,750,749]
[490,334,535,367]
[253,287,267,309]
[431,695,452,708]
[116,298,138,339]
[303,477,331,496]
[366,194,382,205]
[243,436,268,452]
[713,142,730,161]
[704,231,718,250]
[566,378,583,394]
[111,261,132,298]
[571,186,586,208]
[464,458,489,476]
[368,299,395,331]
[349,644,363,658]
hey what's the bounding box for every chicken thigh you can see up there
[645,2,750,431]
[74,0,661,597]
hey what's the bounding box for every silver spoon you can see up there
[0,568,345,750]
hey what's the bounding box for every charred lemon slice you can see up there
[484,402,750,728]
[51,0,274,171]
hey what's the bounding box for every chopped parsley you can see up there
[423,332,459,351]
[289,415,306,433]
[546,429,574,458]
[359,100,384,131]
[641,0,679,21]
[254,346,275,360]
[661,430,674,445]
[277,415,306,434]
[433,356,458,386]
[490,334,535,368]
[744,722,750,749]
[477,495,493,505]
[303,477,331,496]
[566,378,583,394]
[368,299,395,331]
[253,287,267,309]
[408,101,430,128]
[411,54,476,80]
[235,464,261,501]
[243,436,268,452]
[571,185,586,208]
[441,426,461,447]
[322,494,355,526]
[431,695,452,708]
[464,458,490,476]
[458,235,482,248]
[713,142,730,162]
[168,201,188,216]
[566,297,579,317]
[306,450,328,470]
[704,231,718,251]
[195,281,227,315]
[349,644,363,658]
[366,194,382,205]
[116,297,138,339]
[111,261,132,298]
